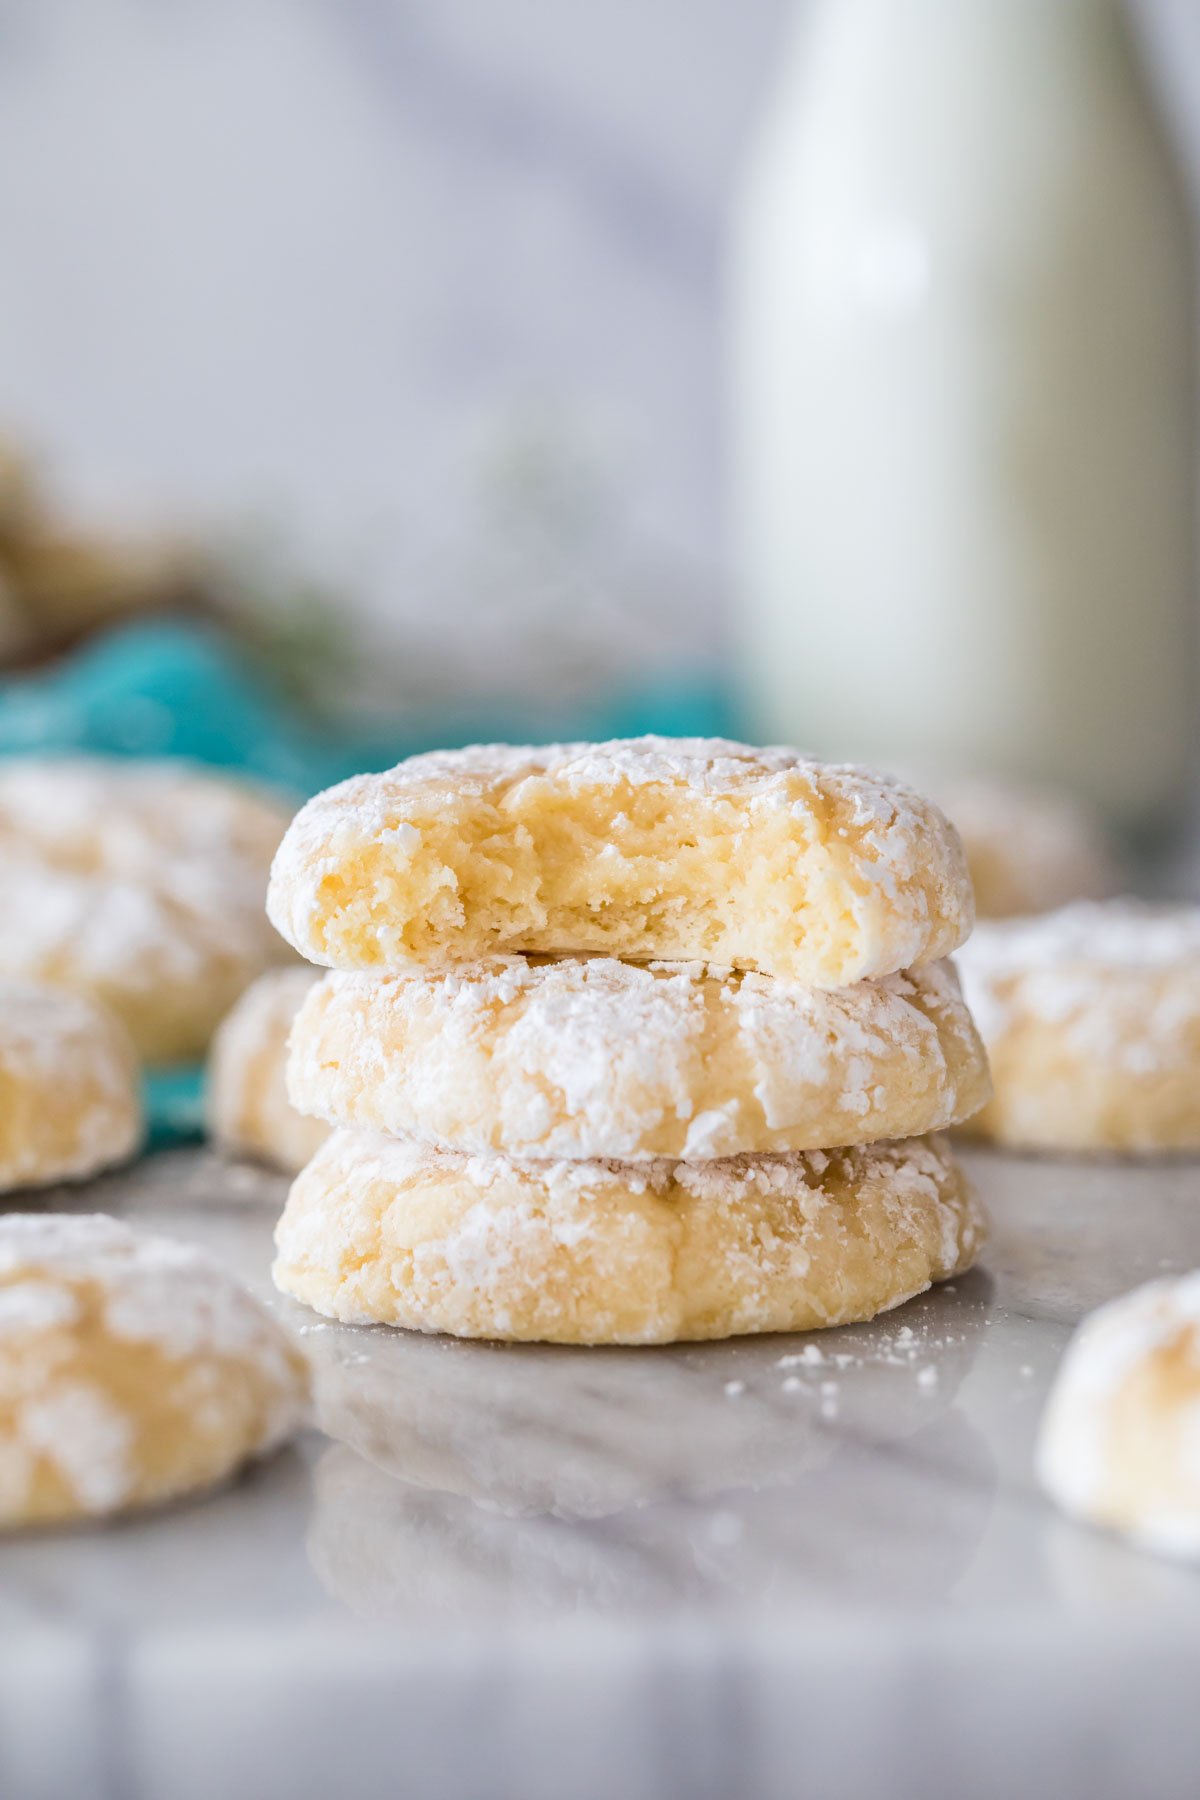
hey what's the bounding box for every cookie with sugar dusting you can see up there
[0,756,295,1065]
[932,776,1116,919]
[267,738,973,988]
[0,980,142,1191]
[274,1129,984,1345]
[1037,1273,1200,1559]
[208,968,329,1174]
[0,1213,308,1528]
[289,956,990,1161]
[957,901,1200,1152]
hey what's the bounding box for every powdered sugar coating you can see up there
[0,757,295,1063]
[0,979,142,1190]
[0,1213,308,1526]
[961,901,1200,992]
[1037,1273,1200,1559]
[957,903,1200,1150]
[289,955,990,1159]
[207,967,329,1173]
[267,737,972,987]
[274,1130,985,1345]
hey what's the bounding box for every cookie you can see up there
[934,777,1115,919]
[0,756,295,1063]
[0,1214,308,1527]
[273,1130,984,1345]
[208,969,329,1173]
[1037,1273,1200,1559]
[267,738,972,988]
[289,956,990,1160]
[0,981,142,1191]
[957,902,1200,1152]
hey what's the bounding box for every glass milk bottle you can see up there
[730,0,1196,828]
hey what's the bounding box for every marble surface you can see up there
[2,1143,1199,1799]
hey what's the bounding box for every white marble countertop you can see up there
[2,1143,1199,1800]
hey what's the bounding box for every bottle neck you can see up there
[778,0,1139,109]
[792,0,1131,57]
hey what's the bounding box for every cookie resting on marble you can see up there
[0,1213,308,1528]
[0,980,142,1192]
[273,1130,984,1346]
[958,902,1200,1152]
[0,756,295,1063]
[1038,1272,1200,1559]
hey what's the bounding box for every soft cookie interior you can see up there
[270,748,971,987]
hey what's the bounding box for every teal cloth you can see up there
[0,620,733,1142]
[143,1067,207,1149]
[0,619,733,792]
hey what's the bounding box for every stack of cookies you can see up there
[267,738,990,1345]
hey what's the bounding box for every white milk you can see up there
[731,0,1196,827]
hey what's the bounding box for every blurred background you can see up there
[0,0,1198,815]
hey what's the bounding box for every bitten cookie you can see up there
[274,1130,985,1345]
[0,981,142,1191]
[289,956,990,1160]
[208,969,329,1174]
[267,738,972,988]
[0,756,295,1064]
[934,777,1116,919]
[957,902,1200,1152]
[0,1214,309,1528]
[1037,1273,1200,1559]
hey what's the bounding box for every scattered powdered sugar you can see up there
[759,1308,976,1434]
